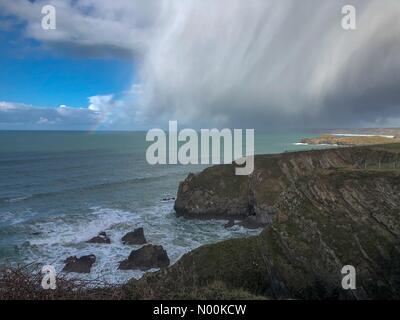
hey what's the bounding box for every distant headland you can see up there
[299,128,400,146]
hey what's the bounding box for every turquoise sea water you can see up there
[0,131,319,282]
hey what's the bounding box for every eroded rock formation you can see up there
[119,244,170,271]
[63,255,96,274]
[121,228,147,245]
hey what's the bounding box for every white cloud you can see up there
[0,0,160,57]
[87,94,137,127]
[0,96,135,130]
[0,101,94,129]
[37,116,50,124]
[0,101,21,111]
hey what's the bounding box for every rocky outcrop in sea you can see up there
[119,244,170,271]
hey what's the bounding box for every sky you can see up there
[0,0,400,131]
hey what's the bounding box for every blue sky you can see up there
[0,3,139,130]
[0,53,133,108]
[0,10,133,116]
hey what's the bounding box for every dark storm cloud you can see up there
[0,0,161,58]
[2,0,400,129]
[135,0,400,129]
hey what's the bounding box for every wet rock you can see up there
[63,254,96,273]
[238,216,261,229]
[87,231,111,244]
[118,244,170,271]
[162,197,176,201]
[224,219,235,228]
[239,206,278,229]
[121,228,147,245]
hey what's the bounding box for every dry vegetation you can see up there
[0,264,124,300]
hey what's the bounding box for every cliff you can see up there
[126,144,400,299]
[174,145,400,226]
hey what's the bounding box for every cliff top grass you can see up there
[369,142,400,152]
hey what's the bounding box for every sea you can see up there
[0,131,319,283]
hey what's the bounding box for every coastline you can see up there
[128,143,400,299]
[298,133,400,146]
[3,143,400,299]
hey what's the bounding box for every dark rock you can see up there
[119,244,170,271]
[63,254,96,273]
[238,217,260,229]
[121,228,147,245]
[224,219,235,228]
[162,197,176,201]
[87,231,111,244]
[239,206,278,229]
[174,171,249,219]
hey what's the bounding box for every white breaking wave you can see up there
[5,196,30,203]
[23,204,261,284]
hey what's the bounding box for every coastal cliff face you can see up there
[126,145,400,299]
[175,146,400,226]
